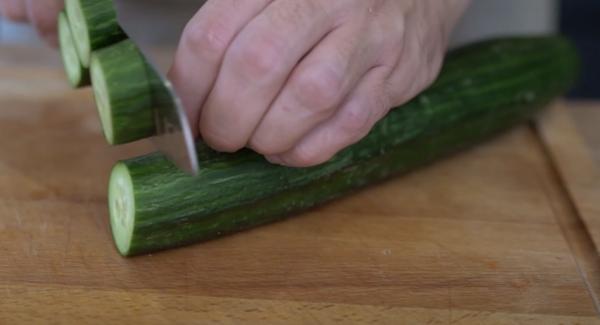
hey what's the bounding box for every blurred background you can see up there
[0,0,597,98]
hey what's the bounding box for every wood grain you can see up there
[570,102,600,164]
[2,284,599,325]
[538,103,600,254]
[1,47,599,324]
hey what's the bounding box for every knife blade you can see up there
[113,0,199,175]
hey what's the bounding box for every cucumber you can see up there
[109,36,580,257]
[65,0,126,67]
[58,11,90,88]
[90,40,156,145]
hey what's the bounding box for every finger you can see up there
[199,0,339,152]
[0,0,28,22]
[385,13,446,107]
[270,66,392,168]
[25,0,63,47]
[385,50,443,108]
[168,0,273,136]
[249,22,378,155]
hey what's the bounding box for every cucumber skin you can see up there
[66,0,126,67]
[113,37,580,256]
[91,40,156,145]
[58,11,90,88]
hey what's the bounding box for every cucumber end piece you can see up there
[65,0,91,67]
[109,162,135,256]
[90,55,115,145]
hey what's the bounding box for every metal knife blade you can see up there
[114,0,199,175]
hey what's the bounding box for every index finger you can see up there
[169,0,273,136]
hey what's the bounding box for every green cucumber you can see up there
[65,0,126,67]
[90,40,156,145]
[109,36,579,257]
[58,11,90,88]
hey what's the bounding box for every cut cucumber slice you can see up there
[65,0,126,67]
[90,40,156,145]
[109,162,136,255]
[58,11,90,88]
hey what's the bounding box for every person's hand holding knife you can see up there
[1,0,470,167]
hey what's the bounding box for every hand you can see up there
[0,0,63,46]
[170,0,470,167]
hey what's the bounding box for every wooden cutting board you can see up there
[1,47,600,324]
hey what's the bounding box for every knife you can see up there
[114,0,199,175]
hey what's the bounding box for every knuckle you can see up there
[268,0,322,28]
[386,75,406,105]
[388,79,413,108]
[381,36,404,66]
[249,137,280,156]
[287,145,325,167]
[375,89,394,120]
[389,53,441,106]
[232,35,285,78]
[425,53,444,84]
[200,125,245,153]
[392,14,407,40]
[183,19,231,60]
[250,124,294,156]
[376,15,405,57]
[339,102,373,136]
[409,55,443,98]
[292,66,344,113]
